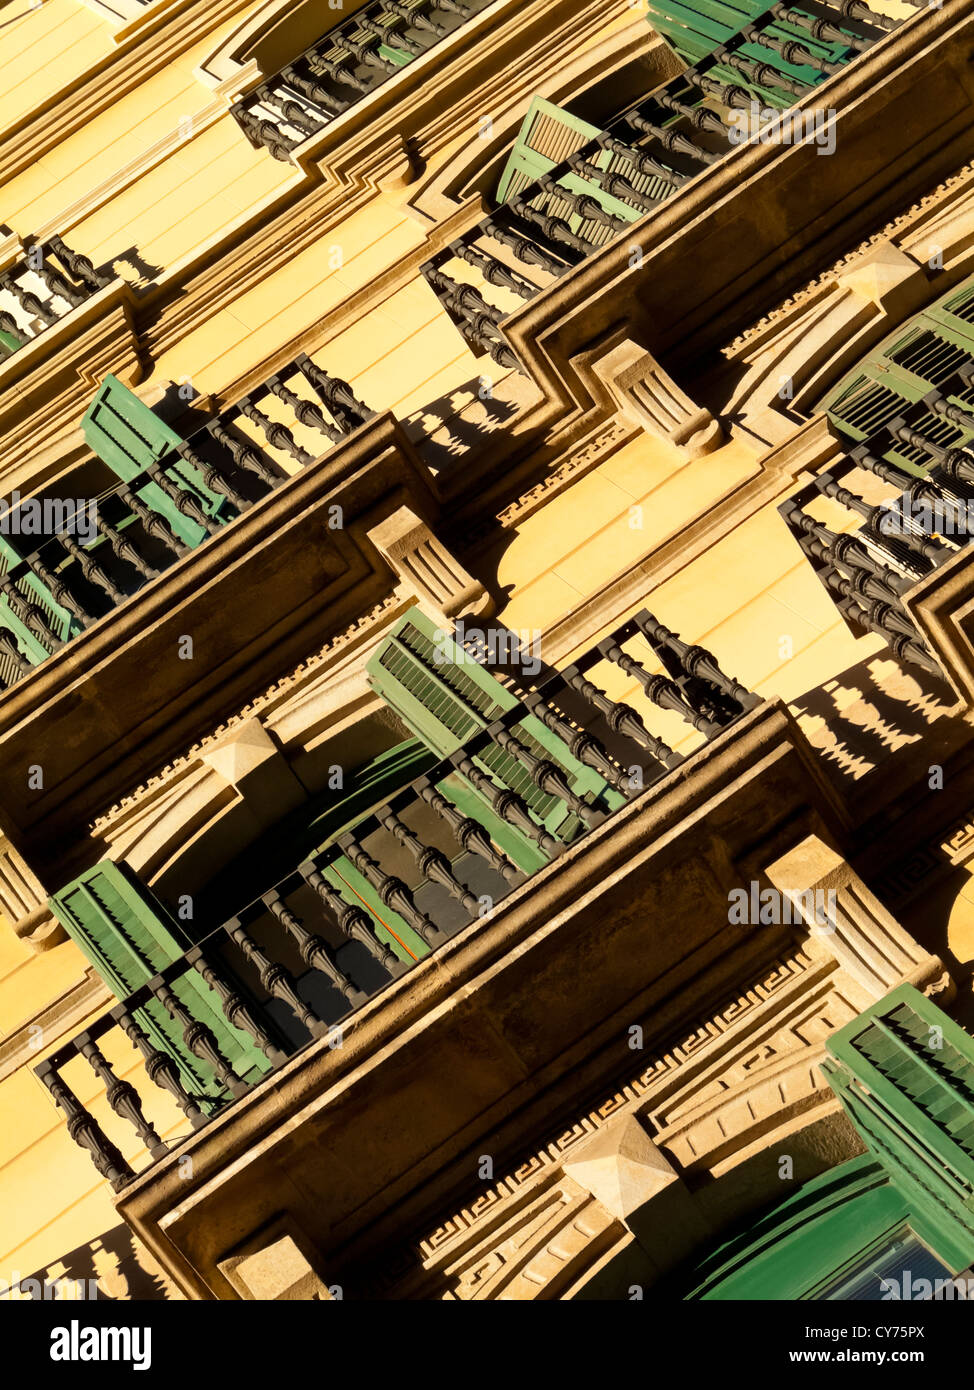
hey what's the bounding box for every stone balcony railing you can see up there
[780,359,974,682]
[232,0,498,164]
[0,237,112,361]
[0,354,375,694]
[36,611,761,1191]
[420,0,905,371]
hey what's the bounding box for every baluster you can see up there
[599,640,723,738]
[186,947,288,1066]
[150,976,249,1097]
[720,48,810,98]
[225,917,330,1037]
[376,805,481,915]
[177,442,249,513]
[889,422,974,487]
[447,753,564,858]
[632,612,761,712]
[833,592,940,674]
[47,236,111,292]
[111,1005,208,1130]
[29,555,93,624]
[233,104,298,162]
[450,242,538,299]
[257,84,322,138]
[748,28,844,75]
[294,355,373,431]
[0,627,33,678]
[337,830,447,947]
[0,271,58,326]
[58,532,125,603]
[264,891,363,1005]
[833,0,896,26]
[0,576,64,649]
[566,154,660,214]
[624,112,719,164]
[510,195,598,256]
[77,1032,167,1161]
[308,52,372,95]
[487,724,601,827]
[334,33,399,76]
[788,511,919,593]
[237,397,314,467]
[298,861,410,977]
[815,476,954,564]
[145,463,220,536]
[521,693,633,794]
[560,664,682,772]
[207,420,282,488]
[823,570,923,643]
[423,268,518,368]
[594,133,686,188]
[361,15,425,56]
[414,777,521,883]
[653,91,728,136]
[382,0,447,36]
[282,64,350,116]
[926,390,974,430]
[483,218,569,276]
[118,484,189,559]
[266,375,342,444]
[536,174,629,235]
[95,516,158,580]
[0,309,20,337]
[771,2,871,48]
[36,1062,134,1190]
[32,256,85,309]
[429,0,472,14]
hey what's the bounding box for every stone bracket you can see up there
[366,503,493,623]
[590,335,725,458]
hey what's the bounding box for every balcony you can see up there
[420,0,906,371]
[36,609,767,1194]
[232,0,499,164]
[780,358,974,682]
[0,237,112,361]
[0,355,375,694]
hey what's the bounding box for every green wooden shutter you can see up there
[645,0,852,103]
[0,532,78,684]
[822,279,974,471]
[367,608,621,869]
[82,376,226,547]
[50,861,270,1105]
[0,327,23,360]
[821,983,974,1271]
[496,98,671,237]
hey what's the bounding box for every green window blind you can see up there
[496,98,669,244]
[0,532,78,684]
[50,861,270,1106]
[366,608,622,869]
[82,376,227,547]
[821,983,974,1272]
[822,280,974,473]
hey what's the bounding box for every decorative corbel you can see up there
[367,504,493,623]
[592,335,725,459]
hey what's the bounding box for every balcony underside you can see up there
[113,698,848,1298]
[0,413,439,871]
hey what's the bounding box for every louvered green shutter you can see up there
[496,98,670,239]
[645,0,851,103]
[367,608,621,870]
[0,532,78,685]
[821,983,974,1271]
[823,279,974,471]
[50,861,270,1105]
[82,376,226,547]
